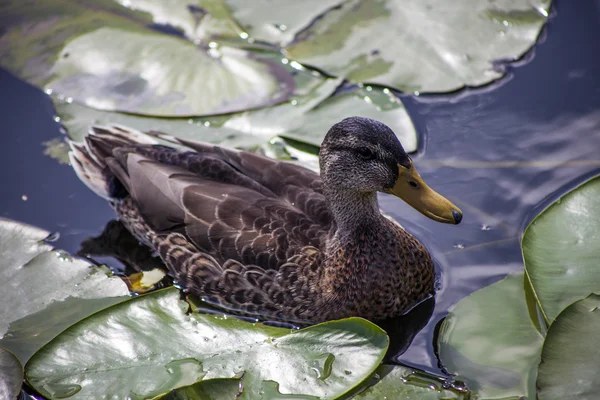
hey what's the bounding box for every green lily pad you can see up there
[56,76,417,158]
[48,27,290,116]
[522,175,600,324]
[437,272,543,399]
[285,0,551,93]
[224,0,344,45]
[353,365,465,399]
[212,82,417,150]
[0,347,23,400]
[0,0,292,116]
[0,218,129,363]
[117,0,242,41]
[26,288,388,399]
[536,294,600,400]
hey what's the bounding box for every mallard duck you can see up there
[69,117,462,323]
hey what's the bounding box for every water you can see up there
[1,0,599,386]
[382,0,600,372]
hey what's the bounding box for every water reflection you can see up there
[376,297,435,363]
[379,1,600,370]
[78,220,167,275]
[383,106,600,371]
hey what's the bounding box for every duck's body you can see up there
[70,117,461,323]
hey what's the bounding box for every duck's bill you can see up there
[385,163,462,224]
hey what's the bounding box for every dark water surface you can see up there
[1,0,600,381]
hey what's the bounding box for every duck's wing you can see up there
[88,128,332,271]
[144,130,328,222]
[116,207,321,324]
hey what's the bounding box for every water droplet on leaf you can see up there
[55,250,73,262]
[41,383,82,399]
[310,353,335,381]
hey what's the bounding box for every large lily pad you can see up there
[56,77,417,155]
[26,288,388,399]
[216,82,417,150]
[0,347,22,400]
[0,0,292,116]
[522,175,600,324]
[285,0,551,93]
[537,294,600,400]
[437,272,543,399]
[353,365,464,399]
[50,28,289,116]
[0,218,129,363]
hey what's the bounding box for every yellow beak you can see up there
[385,162,462,224]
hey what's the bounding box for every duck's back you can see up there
[77,126,332,266]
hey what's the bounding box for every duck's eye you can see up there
[357,147,375,160]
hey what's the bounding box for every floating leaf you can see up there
[224,0,344,45]
[48,28,291,116]
[118,0,242,41]
[522,175,600,324]
[26,288,388,399]
[0,347,23,400]
[437,272,543,399]
[353,365,465,399]
[285,0,551,92]
[536,294,600,400]
[0,218,129,363]
[213,82,417,150]
[56,76,417,156]
[0,0,292,116]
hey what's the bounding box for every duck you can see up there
[69,117,462,324]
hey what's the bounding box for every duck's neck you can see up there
[325,188,384,241]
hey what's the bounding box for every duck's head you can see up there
[319,116,462,224]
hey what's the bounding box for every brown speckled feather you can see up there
[70,122,437,323]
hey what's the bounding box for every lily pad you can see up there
[48,27,290,116]
[0,218,129,363]
[353,365,464,399]
[536,294,600,400]
[26,288,388,399]
[285,0,551,93]
[56,76,417,156]
[522,175,600,324]
[0,347,22,400]
[437,272,543,399]
[117,0,242,41]
[215,82,417,150]
[224,0,344,45]
[0,0,292,116]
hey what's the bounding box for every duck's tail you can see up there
[68,125,157,201]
